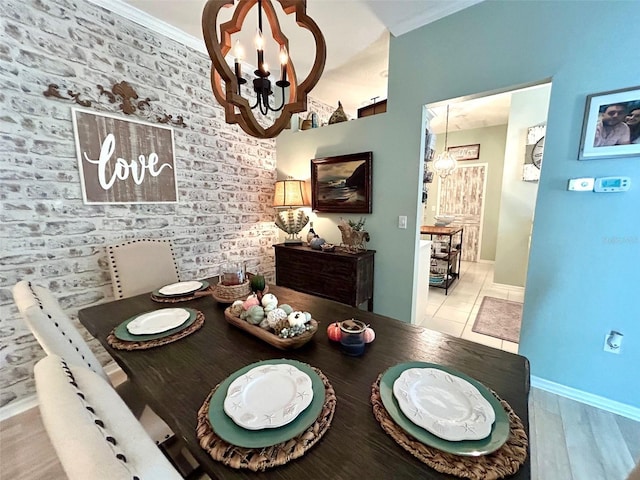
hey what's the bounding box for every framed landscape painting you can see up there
[311,152,372,213]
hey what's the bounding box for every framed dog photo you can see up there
[578,85,640,160]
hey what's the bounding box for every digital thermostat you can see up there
[593,176,631,192]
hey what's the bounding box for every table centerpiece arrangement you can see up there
[224,291,318,349]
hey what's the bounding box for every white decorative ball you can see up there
[288,311,306,327]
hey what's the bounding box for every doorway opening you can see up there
[418,81,552,350]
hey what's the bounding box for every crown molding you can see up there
[84,0,207,54]
[390,0,484,37]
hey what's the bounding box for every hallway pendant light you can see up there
[202,0,327,139]
[432,104,458,178]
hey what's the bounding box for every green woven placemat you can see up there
[371,374,528,479]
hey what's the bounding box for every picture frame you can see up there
[424,129,436,162]
[578,85,640,160]
[72,108,178,204]
[311,151,372,213]
[447,144,481,161]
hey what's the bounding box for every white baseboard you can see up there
[532,375,640,422]
[0,395,38,422]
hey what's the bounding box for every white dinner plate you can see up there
[126,308,191,335]
[223,363,313,430]
[158,281,203,296]
[393,367,495,441]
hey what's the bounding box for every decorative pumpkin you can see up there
[303,311,312,323]
[327,322,342,342]
[250,274,266,292]
[288,311,306,327]
[364,327,376,344]
[309,237,326,250]
[261,293,278,310]
[259,318,270,330]
[243,295,260,310]
[278,304,294,315]
[229,300,244,317]
[245,305,265,325]
[266,308,288,329]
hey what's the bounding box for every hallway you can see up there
[421,261,523,354]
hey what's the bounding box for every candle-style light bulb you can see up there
[279,45,288,82]
[233,40,244,82]
[255,28,265,74]
[233,39,244,61]
[255,28,264,51]
[279,45,288,65]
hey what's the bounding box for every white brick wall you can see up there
[0,0,301,407]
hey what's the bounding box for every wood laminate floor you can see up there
[1,388,638,480]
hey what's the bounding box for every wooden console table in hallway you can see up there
[420,225,464,295]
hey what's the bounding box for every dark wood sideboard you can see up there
[273,243,375,311]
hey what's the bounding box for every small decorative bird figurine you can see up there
[328,101,348,124]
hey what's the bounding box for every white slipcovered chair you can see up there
[34,354,183,480]
[107,239,180,299]
[11,281,198,476]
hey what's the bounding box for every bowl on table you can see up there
[434,215,455,226]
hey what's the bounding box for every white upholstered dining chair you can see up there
[107,239,180,299]
[11,280,173,441]
[34,354,183,480]
[12,280,199,477]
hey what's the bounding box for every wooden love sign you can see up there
[72,108,178,204]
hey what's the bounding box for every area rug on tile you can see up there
[472,296,522,343]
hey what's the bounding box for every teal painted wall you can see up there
[276,113,420,322]
[279,0,640,408]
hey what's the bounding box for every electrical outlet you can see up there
[603,334,623,354]
[398,216,407,229]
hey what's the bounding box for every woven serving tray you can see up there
[224,308,318,350]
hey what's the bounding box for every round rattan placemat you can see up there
[196,367,335,472]
[151,287,214,303]
[107,311,205,350]
[371,374,528,480]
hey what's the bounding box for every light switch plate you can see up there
[568,178,595,191]
[398,216,407,229]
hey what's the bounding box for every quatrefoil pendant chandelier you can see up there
[202,0,327,139]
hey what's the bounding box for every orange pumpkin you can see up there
[364,327,376,344]
[327,322,342,342]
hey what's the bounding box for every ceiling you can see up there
[120,0,493,121]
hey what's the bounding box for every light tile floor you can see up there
[420,261,523,354]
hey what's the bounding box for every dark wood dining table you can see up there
[78,281,531,480]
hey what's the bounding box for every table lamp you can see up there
[273,178,310,244]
